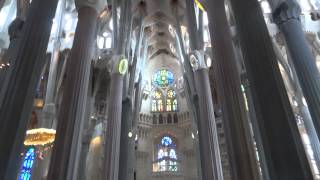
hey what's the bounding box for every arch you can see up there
[166,89,178,112]
[167,114,172,124]
[159,114,163,124]
[151,89,164,112]
[153,114,157,124]
[173,113,178,123]
[153,135,178,172]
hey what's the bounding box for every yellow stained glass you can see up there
[167,99,172,111]
[158,100,164,111]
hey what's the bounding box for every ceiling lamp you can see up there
[24,128,56,146]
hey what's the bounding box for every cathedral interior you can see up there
[0,0,320,180]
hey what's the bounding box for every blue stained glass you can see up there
[19,147,36,180]
[153,69,174,87]
[161,136,172,146]
[169,149,177,159]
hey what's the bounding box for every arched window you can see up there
[153,136,178,172]
[19,147,36,180]
[159,114,163,124]
[174,113,178,123]
[151,69,178,112]
[166,89,177,112]
[152,89,164,112]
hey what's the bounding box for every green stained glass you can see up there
[153,69,174,87]
[173,99,178,111]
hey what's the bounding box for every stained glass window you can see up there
[167,89,176,98]
[166,99,172,111]
[169,149,177,159]
[173,99,178,111]
[152,90,164,112]
[166,89,177,112]
[161,136,173,146]
[19,147,36,180]
[153,136,178,172]
[153,69,174,87]
[151,70,178,112]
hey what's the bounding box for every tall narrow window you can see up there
[167,89,177,112]
[152,89,164,112]
[153,136,178,172]
[19,147,36,180]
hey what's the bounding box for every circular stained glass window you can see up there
[161,136,173,146]
[153,69,174,87]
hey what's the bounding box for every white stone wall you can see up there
[135,114,199,180]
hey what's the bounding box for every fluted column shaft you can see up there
[194,68,224,180]
[47,6,97,180]
[273,1,320,142]
[273,38,320,169]
[228,0,313,179]
[42,0,66,128]
[241,76,270,180]
[173,5,203,179]
[0,0,58,179]
[0,0,5,11]
[184,0,223,179]
[119,98,132,180]
[104,70,125,180]
[206,0,260,179]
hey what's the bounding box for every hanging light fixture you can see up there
[24,128,56,146]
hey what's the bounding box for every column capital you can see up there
[110,55,129,75]
[75,0,107,13]
[189,50,208,71]
[310,10,320,21]
[273,1,301,25]
[8,18,24,41]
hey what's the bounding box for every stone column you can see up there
[78,75,96,180]
[0,0,59,179]
[173,4,202,178]
[273,38,320,169]
[190,51,224,180]
[273,1,320,142]
[0,18,24,98]
[17,0,30,20]
[47,0,103,179]
[120,14,145,180]
[0,0,5,11]
[111,0,118,49]
[227,0,313,179]
[241,76,270,180]
[206,0,261,179]
[103,56,128,180]
[119,98,133,180]
[184,1,223,179]
[42,0,66,128]
[78,118,97,180]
